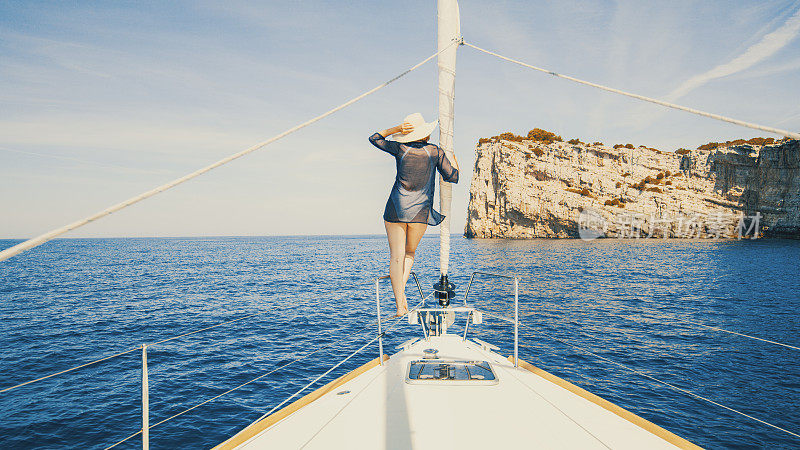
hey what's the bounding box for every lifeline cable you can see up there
[104,294,427,448]
[518,323,800,440]
[103,326,376,449]
[474,275,800,353]
[0,310,269,394]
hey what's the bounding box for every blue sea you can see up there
[1,236,799,449]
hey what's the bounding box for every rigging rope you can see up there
[0,42,457,264]
[464,42,800,140]
[518,323,800,440]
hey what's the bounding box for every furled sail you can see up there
[437,0,460,277]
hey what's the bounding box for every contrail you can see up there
[665,6,800,101]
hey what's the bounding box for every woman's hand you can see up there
[377,122,412,138]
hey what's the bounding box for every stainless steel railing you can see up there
[462,271,520,367]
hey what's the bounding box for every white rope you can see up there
[519,323,800,440]
[464,42,800,140]
[0,42,457,263]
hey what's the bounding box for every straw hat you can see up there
[393,112,438,143]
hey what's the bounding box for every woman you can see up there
[369,113,459,317]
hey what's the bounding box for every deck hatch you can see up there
[406,360,498,385]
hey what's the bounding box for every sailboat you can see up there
[2,1,799,448]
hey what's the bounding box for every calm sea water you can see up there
[1,236,798,449]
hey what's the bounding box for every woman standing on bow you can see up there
[369,113,459,317]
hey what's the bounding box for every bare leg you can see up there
[384,221,408,316]
[402,223,428,289]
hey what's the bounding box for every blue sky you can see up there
[1,0,799,238]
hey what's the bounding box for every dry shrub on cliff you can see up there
[593,142,603,146]
[531,147,544,157]
[665,180,672,185]
[697,142,719,151]
[676,148,691,155]
[499,132,525,142]
[615,181,622,188]
[568,138,582,145]
[656,173,664,180]
[646,187,663,193]
[697,137,776,151]
[527,128,563,143]
[604,198,625,208]
[749,137,776,146]
[665,170,672,176]
[479,127,566,145]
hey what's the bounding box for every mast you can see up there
[437,0,460,279]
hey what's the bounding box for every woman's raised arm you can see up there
[377,122,413,138]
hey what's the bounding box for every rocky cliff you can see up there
[464,133,800,239]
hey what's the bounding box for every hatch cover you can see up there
[406,360,498,385]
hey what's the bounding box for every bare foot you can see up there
[394,307,409,318]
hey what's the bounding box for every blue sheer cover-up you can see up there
[369,133,459,225]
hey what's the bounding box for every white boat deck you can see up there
[217,334,698,449]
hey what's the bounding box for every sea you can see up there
[1,236,798,449]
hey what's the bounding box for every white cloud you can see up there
[664,7,800,101]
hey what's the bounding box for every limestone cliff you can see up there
[464,135,800,239]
